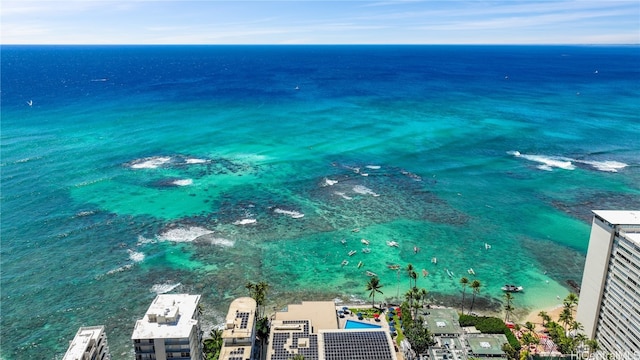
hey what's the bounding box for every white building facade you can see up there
[131,294,203,360]
[576,210,640,356]
[63,325,110,360]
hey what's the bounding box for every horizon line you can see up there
[2,43,639,46]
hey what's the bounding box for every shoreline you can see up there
[522,303,565,331]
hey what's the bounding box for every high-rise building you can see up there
[131,294,203,360]
[576,210,640,355]
[218,297,257,360]
[63,325,111,360]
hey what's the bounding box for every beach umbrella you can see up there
[390,326,396,331]
[389,320,395,326]
[373,313,380,319]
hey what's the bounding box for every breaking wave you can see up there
[353,185,380,197]
[128,156,172,169]
[233,218,257,225]
[509,151,628,173]
[334,191,353,200]
[274,208,305,219]
[172,179,193,186]
[322,178,338,186]
[185,157,209,164]
[158,226,214,242]
[574,160,628,173]
[151,282,182,294]
[127,249,145,263]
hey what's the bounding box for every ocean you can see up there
[1,45,639,359]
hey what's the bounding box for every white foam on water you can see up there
[74,178,109,188]
[274,208,305,218]
[209,238,235,247]
[105,264,133,276]
[172,179,193,186]
[129,156,172,169]
[15,156,42,164]
[508,151,575,171]
[353,185,380,197]
[185,158,209,164]
[127,249,145,263]
[151,282,182,294]
[158,226,214,242]
[334,191,353,200]
[233,219,257,225]
[75,210,96,217]
[322,178,338,186]
[365,165,381,169]
[574,160,628,172]
[137,235,156,245]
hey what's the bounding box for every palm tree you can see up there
[585,339,599,357]
[366,276,384,307]
[524,321,535,333]
[406,263,415,288]
[203,328,223,360]
[559,307,572,331]
[410,270,418,289]
[460,277,469,314]
[245,281,270,318]
[538,310,550,327]
[569,320,584,337]
[564,293,579,318]
[404,289,414,304]
[504,292,514,322]
[469,280,481,314]
[420,288,428,309]
[255,281,269,318]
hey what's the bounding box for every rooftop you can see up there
[593,210,640,226]
[219,297,257,360]
[63,326,106,360]
[420,308,462,335]
[131,294,200,340]
[222,297,257,339]
[267,302,397,360]
[467,333,509,356]
[275,301,339,331]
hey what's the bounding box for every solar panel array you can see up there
[228,347,246,360]
[269,320,319,360]
[236,311,250,329]
[323,331,394,360]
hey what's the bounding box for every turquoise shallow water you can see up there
[1,45,639,359]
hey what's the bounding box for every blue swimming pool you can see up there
[344,319,383,329]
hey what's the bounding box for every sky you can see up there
[1,1,639,45]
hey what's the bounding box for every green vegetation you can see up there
[459,314,521,350]
[365,276,383,306]
[459,276,469,314]
[347,307,382,319]
[468,280,481,314]
[203,328,223,360]
[503,292,514,323]
[394,287,436,354]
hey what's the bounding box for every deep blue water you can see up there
[1,45,639,359]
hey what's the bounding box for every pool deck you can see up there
[337,304,404,360]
